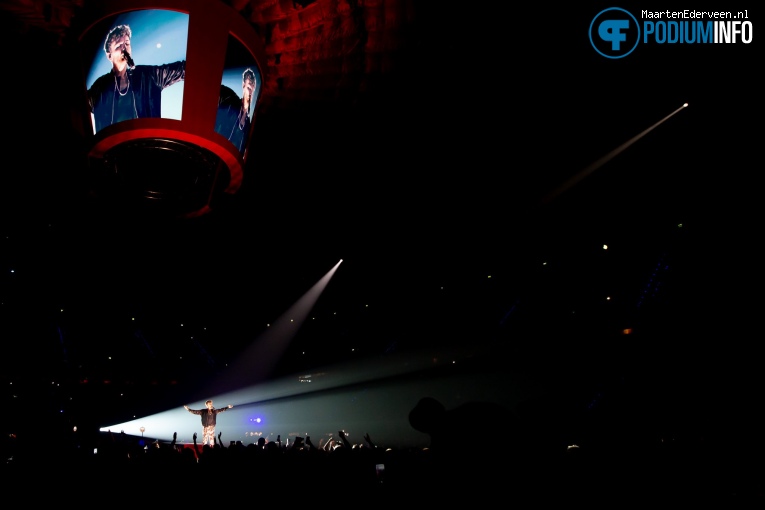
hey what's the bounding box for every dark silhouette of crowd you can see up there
[2,396,763,504]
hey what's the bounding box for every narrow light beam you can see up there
[542,103,688,205]
[204,258,344,396]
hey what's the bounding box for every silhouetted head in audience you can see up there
[408,397,446,435]
[409,396,516,453]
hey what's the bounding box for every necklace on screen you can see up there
[111,74,138,126]
[114,73,130,96]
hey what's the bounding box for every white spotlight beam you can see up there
[542,103,688,205]
[202,259,343,397]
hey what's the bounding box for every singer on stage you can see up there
[184,400,234,447]
[87,24,185,133]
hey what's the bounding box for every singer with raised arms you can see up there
[184,400,234,447]
[87,24,185,133]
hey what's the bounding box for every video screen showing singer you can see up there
[87,23,185,133]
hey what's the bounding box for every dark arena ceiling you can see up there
[0,0,762,469]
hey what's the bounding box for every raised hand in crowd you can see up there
[338,430,352,449]
[291,436,305,451]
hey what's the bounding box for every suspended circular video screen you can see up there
[75,1,266,216]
